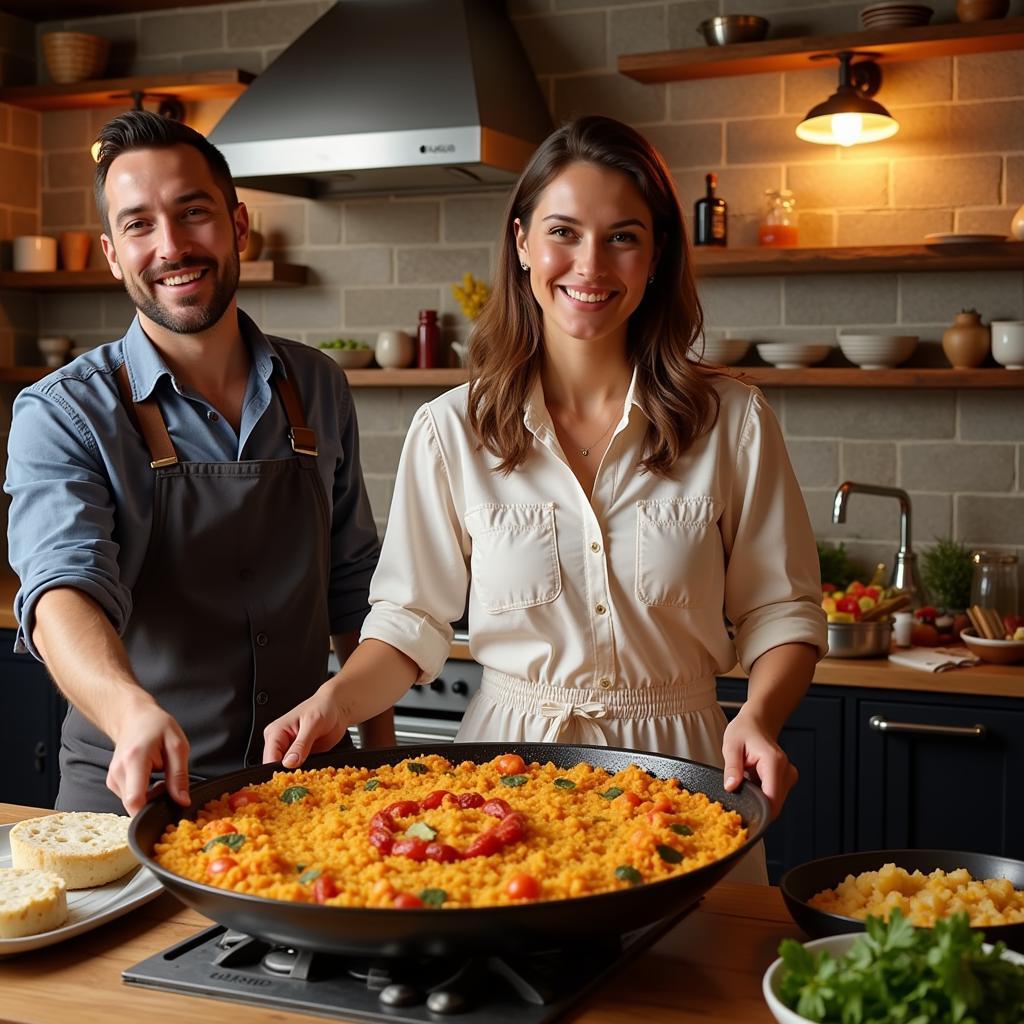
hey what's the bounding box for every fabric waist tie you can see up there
[479,670,719,746]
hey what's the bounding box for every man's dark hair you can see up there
[93,110,238,234]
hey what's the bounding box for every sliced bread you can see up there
[9,812,137,889]
[0,868,68,938]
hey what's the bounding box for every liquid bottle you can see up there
[758,189,799,247]
[694,173,727,247]
[417,309,440,369]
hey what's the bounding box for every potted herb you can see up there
[920,536,973,637]
[816,541,860,591]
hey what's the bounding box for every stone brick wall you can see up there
[0,0,1021,592]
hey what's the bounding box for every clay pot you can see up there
[942,309,990,368]
[955,0,1009,21]
[1011,203,1024,242]
[239,229,264,262]
[58,231,91,271]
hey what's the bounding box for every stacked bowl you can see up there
[860,2,933,28]
[838,332,918,369]
[689,338,751,366]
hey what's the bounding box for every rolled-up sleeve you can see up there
[327,381,381,634]
[721,389,827,673]
[360,405,469,683]
[5,387,132,658]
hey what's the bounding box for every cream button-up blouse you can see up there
[361,370,827,735]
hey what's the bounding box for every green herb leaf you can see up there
[202,833,245,853]
[295,864,305,872]
[280,785,310,804]
[553,778,576,789]
[420,888,447,907]
[500,775,528,787]
[656,844,683,864]
[404,822,438,841]
[614,865,642,886]
[407,763,428,774]
[364,778,380,791]
[670,824,694,836]
[599,787,624,800]
[298,868,321,884]
[338,805,348,812]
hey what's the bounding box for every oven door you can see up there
[392,711,462,744]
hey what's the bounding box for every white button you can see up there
[590,541,601,553]
[598,678,612,690]
[595,604,607,615]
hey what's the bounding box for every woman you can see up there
[264,117,827,880]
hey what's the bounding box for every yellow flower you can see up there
[451,273,491,320]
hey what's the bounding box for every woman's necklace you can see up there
[559,407,620,457]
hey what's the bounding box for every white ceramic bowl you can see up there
[13,235,58,272]
[319,346,374,369]
[763,932,1024,1024]
[990,321,1024,370]
[756,342,831,368]
[689,338,750,365]
[838,333,918,369]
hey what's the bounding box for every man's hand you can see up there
[262,683,349,768]
[106,699,191,815]
[721,707,798,820]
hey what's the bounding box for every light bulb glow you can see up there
[830,112,863,147]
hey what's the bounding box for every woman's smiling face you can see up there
[514,160,657,351]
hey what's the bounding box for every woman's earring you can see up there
[521,262,530,271]
[647,274,655,284]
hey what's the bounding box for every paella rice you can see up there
[153,753,748,909]
[808,863,1024,928]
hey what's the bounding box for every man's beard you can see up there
[127,252,240,335]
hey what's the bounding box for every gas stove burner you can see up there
[124,899,701,1023]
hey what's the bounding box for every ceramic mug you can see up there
[58,231,92,271]
[990,321,1024,370]
[13,235,58,272]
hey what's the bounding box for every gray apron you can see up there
[56,355,349,812]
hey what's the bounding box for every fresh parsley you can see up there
[499,774,528,787]
[202,833,245,853]
[280,786,310,804]
[776,910,1024,1023]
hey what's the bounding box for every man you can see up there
[4,110,391,816]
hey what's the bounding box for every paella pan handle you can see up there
[869,715,985,739]
[719,700,744,711]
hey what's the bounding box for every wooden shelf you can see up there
[695,242,1024,277]
[0,261,306,291]
[1,365,1018,389]
[0,69,254,111]
[0,0,251,16]
[619,17,1024,82]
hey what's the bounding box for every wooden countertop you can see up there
[0,803,798,1024]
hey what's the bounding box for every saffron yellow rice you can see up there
[153,753,748,908]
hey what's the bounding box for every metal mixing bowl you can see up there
[697,15,770,46]
[826,619,893,658]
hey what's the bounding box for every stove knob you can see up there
[430,679,445,693]
[451,679,469,696]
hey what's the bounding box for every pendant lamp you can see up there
[796,51,899,147]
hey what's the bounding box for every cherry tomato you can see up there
[481,798,512,819]
[463,830,501,858]
[506,873,540,900]
[456,792,485,809]
[424,842,461,863]
[202,819,238,840]
[370,810,395,833]
[207,856,237,877]
[393,893,424,909]
[228,789,259,811]
[494,812,526,846]
[421,790,454,810]
[391,837,429,861]
[312,875,338,904]
[617,792,643,810]
[496,754,527,776]
[384,800,420,819]
[369,828,394,854]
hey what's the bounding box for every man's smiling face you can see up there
[100,143,247,336]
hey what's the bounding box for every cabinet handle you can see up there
[869,715,985,738]
[719,700,744,711]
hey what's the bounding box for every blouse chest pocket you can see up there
[635,497,724,607]
[464,502,562,613]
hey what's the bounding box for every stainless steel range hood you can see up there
[208,0,553,199]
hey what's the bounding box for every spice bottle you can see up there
[758,189,799,247]
[694,173,727,247]
[417,309,440,369]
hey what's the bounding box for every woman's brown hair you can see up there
[467,115,723,476]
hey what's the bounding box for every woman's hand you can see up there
[262,683,350,768]
[721,707,798,820]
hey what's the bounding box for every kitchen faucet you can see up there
[831,481,921,599]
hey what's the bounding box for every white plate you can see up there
[924,232,1009,244]
[0,821,162,955]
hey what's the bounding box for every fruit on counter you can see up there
[1004,614,1024,636]
[821,581,908,624]
[1014,626,1024,642]
[910,622,940,646]
[318,338,372,350]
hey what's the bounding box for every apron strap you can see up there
[114,361,179,469]
[273,349,319,457]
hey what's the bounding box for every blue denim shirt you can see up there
[5,309,380,657]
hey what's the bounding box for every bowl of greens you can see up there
[763,911,1024,1024]
[317,339,374,369]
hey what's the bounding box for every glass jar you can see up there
[970,550,1019,616]
[758,189,799,247]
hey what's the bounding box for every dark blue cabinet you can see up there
[0,629,65,808]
